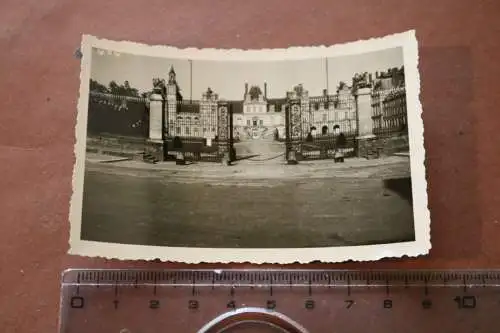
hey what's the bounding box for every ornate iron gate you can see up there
[163,100,234,163]
[164,101,219,162]
[285,99,303,161]
[217,102,234,162]
[284,94,358,161]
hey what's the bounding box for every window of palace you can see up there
[247,120,251,126]
[259,119,263,126]
[185,127,190,135]
[322,113,327,122]
[176,127,181,133]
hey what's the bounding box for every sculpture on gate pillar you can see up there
[152,78,166,95]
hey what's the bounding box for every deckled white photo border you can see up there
[68,30,430,263]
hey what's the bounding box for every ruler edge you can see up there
[59,268,500,286]
[57,268,500,333]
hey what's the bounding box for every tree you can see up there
[89,79,110,93]
[107,80,119,94]
[106,80,140,97]
[89,79,145,97]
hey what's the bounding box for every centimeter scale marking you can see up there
[59,269,500,333]
[66,269,500,287]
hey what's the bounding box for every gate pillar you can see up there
[145,92,166,162]
[217,102,231,165]
[285,99,302,165]
[355,87,376,158]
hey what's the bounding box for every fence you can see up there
[87,87,409,163]
[87,92,149,138]
[163,100,231,162]
[286,94,358,160]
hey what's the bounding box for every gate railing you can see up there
[285,94,358,161]
[163,100,233,163]
[284,87,409,162]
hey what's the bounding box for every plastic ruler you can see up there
[58,269,500,332]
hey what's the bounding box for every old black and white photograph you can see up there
[69,30,430,263]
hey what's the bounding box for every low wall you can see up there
[86,135,228,162]
[86,135,150,160]
[357,134,409,159]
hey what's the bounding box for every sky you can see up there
[90,46,403,100]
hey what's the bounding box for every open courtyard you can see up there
[80,155,414,248]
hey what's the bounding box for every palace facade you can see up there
[163,66,359,141]
[87,65,408,162]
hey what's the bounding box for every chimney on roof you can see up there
[245,83,248,95]
[323,89,328,97]
[264,82,267,99]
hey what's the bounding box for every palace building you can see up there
[163,66,358,141]
[86,65,408,163]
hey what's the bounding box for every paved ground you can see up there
[233,137,285,163]
[85,152,410,183]
[80,153,414,248]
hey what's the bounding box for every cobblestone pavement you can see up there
[80,153,414,248]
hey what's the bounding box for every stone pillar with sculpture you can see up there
[145,79,166,162]
[354,87,377,158]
